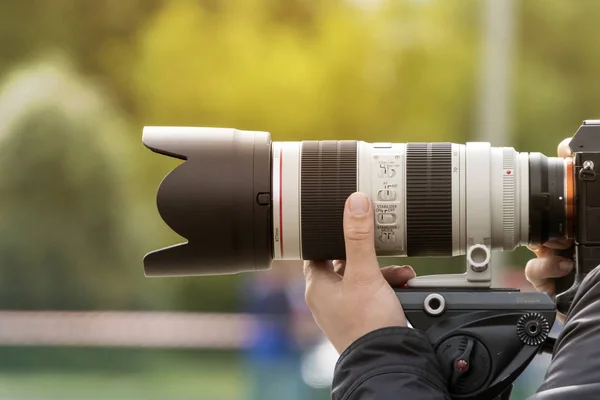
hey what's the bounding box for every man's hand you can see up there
[525,138,574,318]
[303,192,416,354]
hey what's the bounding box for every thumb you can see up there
[343,192,380,282]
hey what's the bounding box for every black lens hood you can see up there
[142,127,273,276]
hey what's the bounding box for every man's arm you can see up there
[332,327,450,400]
[529,266,600,399]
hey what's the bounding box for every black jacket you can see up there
[331,267,600,400]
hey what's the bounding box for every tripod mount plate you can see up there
[396,289,556,400]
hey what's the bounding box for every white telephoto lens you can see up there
[272,140,531,261]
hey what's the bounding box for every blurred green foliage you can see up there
[0,0,599,312]
[0,60,142,310]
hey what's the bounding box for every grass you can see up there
[0,347,248,400]
[0,370,241,400]
[0,346,547,399]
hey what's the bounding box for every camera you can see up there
[142,125,573,283]
[142,120,600,400]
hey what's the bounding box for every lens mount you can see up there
[529,153,567,245]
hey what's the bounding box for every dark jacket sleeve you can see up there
[331,326,451,400]
[529,266,600,399]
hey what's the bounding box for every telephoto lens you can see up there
[142,126,574,278]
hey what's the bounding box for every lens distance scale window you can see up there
[369,143,405,255]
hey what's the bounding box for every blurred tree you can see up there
[131,0,479,144]
[0,56,158,310]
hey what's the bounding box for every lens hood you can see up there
[142,127,273,276]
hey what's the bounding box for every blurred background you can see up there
[0,0,598,399]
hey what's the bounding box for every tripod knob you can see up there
[436,335,492,396]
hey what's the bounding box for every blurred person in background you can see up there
[240,261,322,400]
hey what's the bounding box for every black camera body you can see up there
[555,121,600,314]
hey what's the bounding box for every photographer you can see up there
[304,138,600,399]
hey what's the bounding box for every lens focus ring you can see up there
[300,141,357,260]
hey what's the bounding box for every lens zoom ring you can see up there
[406,143,453,256]
[301,141,357,260]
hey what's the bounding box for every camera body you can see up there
[555,120,600,314]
